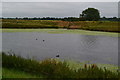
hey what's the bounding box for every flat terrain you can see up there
[2,19,119,32]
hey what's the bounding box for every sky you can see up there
[1,0,120,2]
[1,2,119,18]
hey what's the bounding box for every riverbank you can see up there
[2,68,41,78]
[2,19,119,33]
[2,53,119,79]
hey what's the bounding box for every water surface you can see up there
[2,32,118,65]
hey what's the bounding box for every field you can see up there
[2,19,119,33]
[2,53,119,79]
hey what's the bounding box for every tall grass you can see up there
[2,52,119,79]
[2,19,119,32]
[2,68,40,78]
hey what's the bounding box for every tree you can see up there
[80,8,100,21]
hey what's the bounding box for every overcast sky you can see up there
[2,2,118,18]
[1,0,120,2]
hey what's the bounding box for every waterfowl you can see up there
[56,55,60,57]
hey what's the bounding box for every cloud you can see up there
[2,0,119,2]
[2,2,118,18]
[0,3,2,17]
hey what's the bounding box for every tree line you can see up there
[2,17,119,21]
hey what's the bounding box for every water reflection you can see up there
[2,32,118,65]
[80,35,98,50]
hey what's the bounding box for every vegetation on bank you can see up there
[2,53,119,79]
[2,19,119,33]
[2,68,40,78]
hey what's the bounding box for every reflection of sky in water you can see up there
[79,35,98,50]
[2,32,118,65]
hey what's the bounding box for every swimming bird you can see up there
[56,50,60,57]
[36,38,38,40]
[56,54,60,57]
[43,40,45,42]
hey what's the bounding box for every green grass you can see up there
[0,54,1,79]
[0,68,1,79]
[2,68,40,78]
[2,53,119,79]
[2,19,119,32]
[1,29,119,37]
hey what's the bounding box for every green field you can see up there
[2,19,119,32]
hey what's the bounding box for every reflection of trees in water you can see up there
[79,35,99,50]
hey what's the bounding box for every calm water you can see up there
[2,32,118,65]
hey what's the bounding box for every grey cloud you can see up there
[2,2,118,18]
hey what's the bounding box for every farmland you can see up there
[2,19,119,33]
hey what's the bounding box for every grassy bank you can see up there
[2,53,119,79]
[2,68,40,78]
[2,19,119,33]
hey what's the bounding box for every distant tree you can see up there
[16,17,18,19]
[113,17,117,19]
[80,8,100,21]
[23,17,29,20]
[102,16,106,19]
